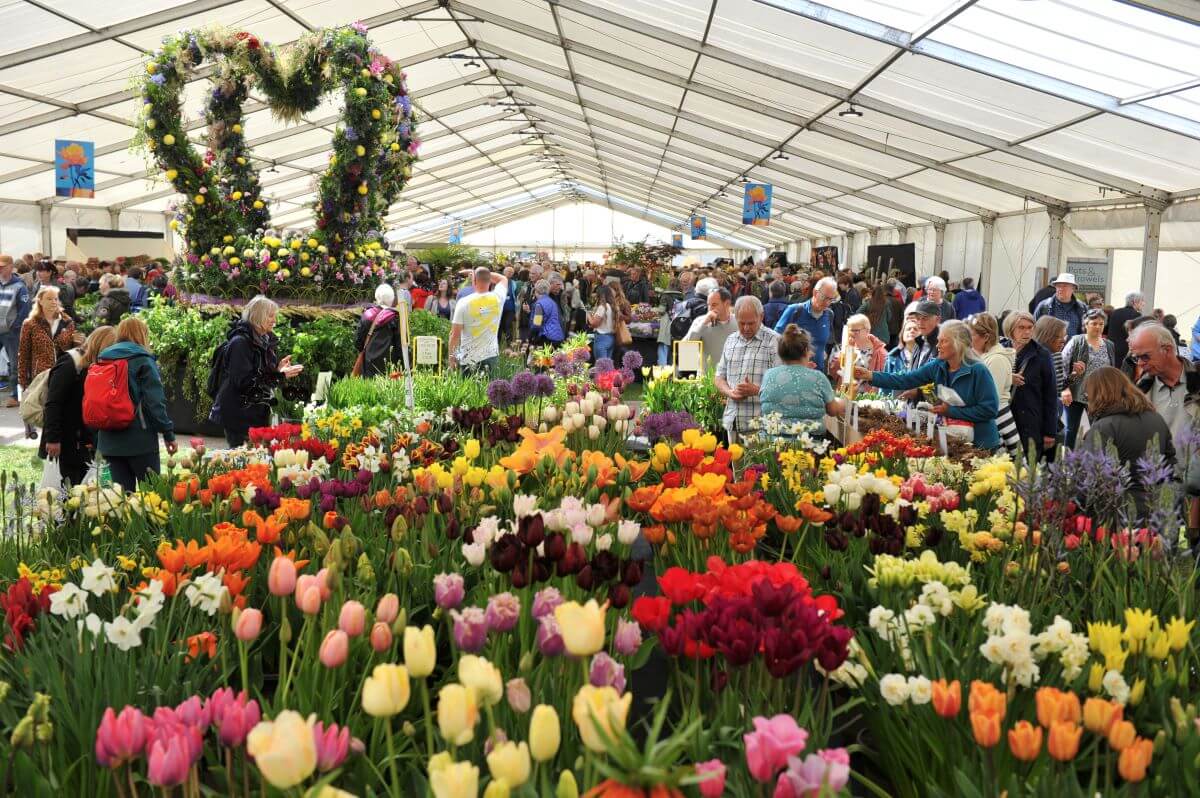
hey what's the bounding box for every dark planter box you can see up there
[164,361,223,437]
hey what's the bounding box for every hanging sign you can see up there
[689,215,706,240]
[55,139,95,198]
[671,233,683,248]
[448,224,463,244]
[742,183,772,226]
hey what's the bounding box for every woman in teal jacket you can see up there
[96,317,176,492]
[855,320,1001,450]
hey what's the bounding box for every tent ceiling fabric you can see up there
[0,0,1194,248]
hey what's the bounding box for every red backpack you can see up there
[83,358,137,430]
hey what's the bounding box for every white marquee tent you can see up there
[0,0,1197,319]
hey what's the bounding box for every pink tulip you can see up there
[696,759,727,798]
[319,629,349,668]
[205,688,239,727]
[339,601,366,637]
[173,696,210,728]
[315,568,333,601]
[149,716,204,766]
[375,593,400,624]
[215,698,261,748]
[268,557,297,596]
[147,736,190,787]
[744,715,809,783]
[313,720,351,771]
[234,608,263,642]
[370,621,392,653]
[95,706,148,768]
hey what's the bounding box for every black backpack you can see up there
[669,296,707,339]
[205,339,232,399]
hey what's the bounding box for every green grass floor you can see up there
[0,445,45,488]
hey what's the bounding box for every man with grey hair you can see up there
[715,295,781,443]
[449,266,509,374]
[1107,290,1146,366]
[773,276,838,370]
[1130,323,1198,450]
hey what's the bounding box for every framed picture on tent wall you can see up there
[865,243,916,287]
[810,246,838,269]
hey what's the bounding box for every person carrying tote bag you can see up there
[967,314,1021,454]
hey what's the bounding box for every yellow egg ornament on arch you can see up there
[301,266,312,278]
[194,194,205,205]
[357,183,368,195]
[165,168,177,180]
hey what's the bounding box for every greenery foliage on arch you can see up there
[135,24,419,300]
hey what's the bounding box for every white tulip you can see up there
[593,415,607,431]
[823,484,842,505]
[565,401,580,416]
[595,533,613,551]
[542,406,559,423]
[588,425,600,440]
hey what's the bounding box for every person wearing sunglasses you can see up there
[1129,323,1198,453]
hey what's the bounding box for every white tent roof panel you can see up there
[0,0,1192,247]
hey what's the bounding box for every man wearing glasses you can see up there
[773,276,839,371]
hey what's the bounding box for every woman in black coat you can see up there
[209,297,303,448]
[41,326,117,487]
[355,284,402,377]
[1004,311,1058,461]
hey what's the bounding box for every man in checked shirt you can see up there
[715,295,781,444]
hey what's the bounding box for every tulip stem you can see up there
[420,678,435,758]
[127,765,140,798]
[384,719,401,798]
[238,639,249,695]
[277,596,288,702]
[224,750,235,798]
[112,769,128,798]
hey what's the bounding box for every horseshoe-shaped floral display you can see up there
[136,24,419,300]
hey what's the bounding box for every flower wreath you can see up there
[136,23,419,300]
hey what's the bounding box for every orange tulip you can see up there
[642,525,667,545]
[774,515,804,535]
[969,681,1007,721]
[254,516,285,545]
[198,488,213,506]
[970,711,1002,748]
[185,632,217,662]
[1008,721,1042,761]
[931,679,961,718]
[323,510,339,529]
[1036,688,1081,728]
[279,497,310,521]
[222,570,250,598]
[1107,719,1136,751]
[1082,697,1122,734]
[797,501,833,523]
[1117,737,1153,782]
[181,540,210,569]
[172,482,189,503]
[157,542,187,574]
[1047,721,1083,761]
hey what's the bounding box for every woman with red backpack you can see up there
[87,316,177,492]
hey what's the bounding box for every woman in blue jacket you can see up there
[854,319,1001,450]
[529,279,565,346]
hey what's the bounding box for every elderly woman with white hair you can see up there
[924,276,955,321]
[209,295,304,448]
[855,319,1001,450]
[356,283,403,378]
[529,278,565,345]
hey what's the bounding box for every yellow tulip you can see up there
[404,625,436,677]
[1129,678,1146,707]
[245,710,316,788]
[1088,663,1105,693]
[554,600,606,657]
[362,663,411,717]
[483,780,509,798]
[728,443,744,461]
[486,741,530,787]
[1165,616,1194,652]
[680,429,701,448]
[698,433,718,453]
[556,770,579,798]
[571,685,631,752]
[1088,621,1122,654]
[1146,630,1171,660]
[437,683,479,745]
[429,758,479,798]
[458,655,502,706]
[1123,608,1156,645]
[464,439,481,460]
[529,704,560,762]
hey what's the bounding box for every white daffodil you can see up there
[105,617,143,652]
[183,572,228,616]
[49,583,88,620]
[81,558,117,596]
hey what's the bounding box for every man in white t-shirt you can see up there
[449,266,509,374]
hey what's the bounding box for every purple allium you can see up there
[622,350,643,371]
[433,572,465,610]
[589,652,626,692]
[534,373,555,398]
[511,371,537,401]
[486,378,515,407]
[639,411,697,443]
[451,607,488,653]
[485,592,521,633]
[594,357,614,373]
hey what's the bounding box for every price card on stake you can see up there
[414,336,442,370]
[673,339,703,380]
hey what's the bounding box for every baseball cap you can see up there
[905,300,940,318]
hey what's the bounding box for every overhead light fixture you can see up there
[838,104,863,118]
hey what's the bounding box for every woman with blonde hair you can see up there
[95,316,176,492]
[967,313,1020,453]
[1081,366,1175,518]
[41,326,117,487]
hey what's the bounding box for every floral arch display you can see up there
[135,24,419,302]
